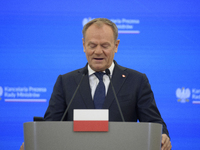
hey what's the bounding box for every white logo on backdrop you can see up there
[82,17,140,34]
[0,86,3,97]
[2,86,47,102]
[176,87,191,103]
[82,17,94,26]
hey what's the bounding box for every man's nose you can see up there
[94,46,103,54]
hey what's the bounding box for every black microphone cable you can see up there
[105,69,125,122]
[60,68,88,121]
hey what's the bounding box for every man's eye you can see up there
[89,44,96,48]
[102,45,109,49]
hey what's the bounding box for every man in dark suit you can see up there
[43,18,172,150]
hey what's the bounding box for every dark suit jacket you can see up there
[44,61,169,136]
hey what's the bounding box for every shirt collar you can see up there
[88,62,115,76]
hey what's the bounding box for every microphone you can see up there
[105,69,125,122]
[60,68,88,121]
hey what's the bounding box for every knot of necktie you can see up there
[94,72,104,81]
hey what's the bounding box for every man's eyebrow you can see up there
[101,42,110,46]
[87,41,110,46]
[88,41,97,45]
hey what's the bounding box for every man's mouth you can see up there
[94,58,103,60]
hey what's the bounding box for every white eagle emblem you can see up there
[176,87,191,103]
[0,86,3,97]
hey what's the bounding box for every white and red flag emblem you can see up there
[73,109,109,132]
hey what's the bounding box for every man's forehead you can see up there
[87,41,111,45]
[84,24,115,41]
[86,23,112,32]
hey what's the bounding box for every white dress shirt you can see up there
[88,62,115,99]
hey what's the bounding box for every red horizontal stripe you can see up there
[74,121,109,132]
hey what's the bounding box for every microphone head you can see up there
[105,69,110,75]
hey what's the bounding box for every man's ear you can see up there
[115,39,120,53]
[82,38,86,52]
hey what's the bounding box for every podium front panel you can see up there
[24,122,162,150]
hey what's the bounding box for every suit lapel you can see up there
[74,62,128,109]
[102,63,128,109]
[74,67,95,109]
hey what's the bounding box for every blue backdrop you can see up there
[0,0,200,149]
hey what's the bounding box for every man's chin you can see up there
[91,65,105,72]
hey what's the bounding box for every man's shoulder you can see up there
[116,63,145,77]
[54,67,85,84]
[61,67,84,78]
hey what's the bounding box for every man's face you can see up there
[83,24,120,72]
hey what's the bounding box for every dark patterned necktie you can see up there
[93,72,105,109]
